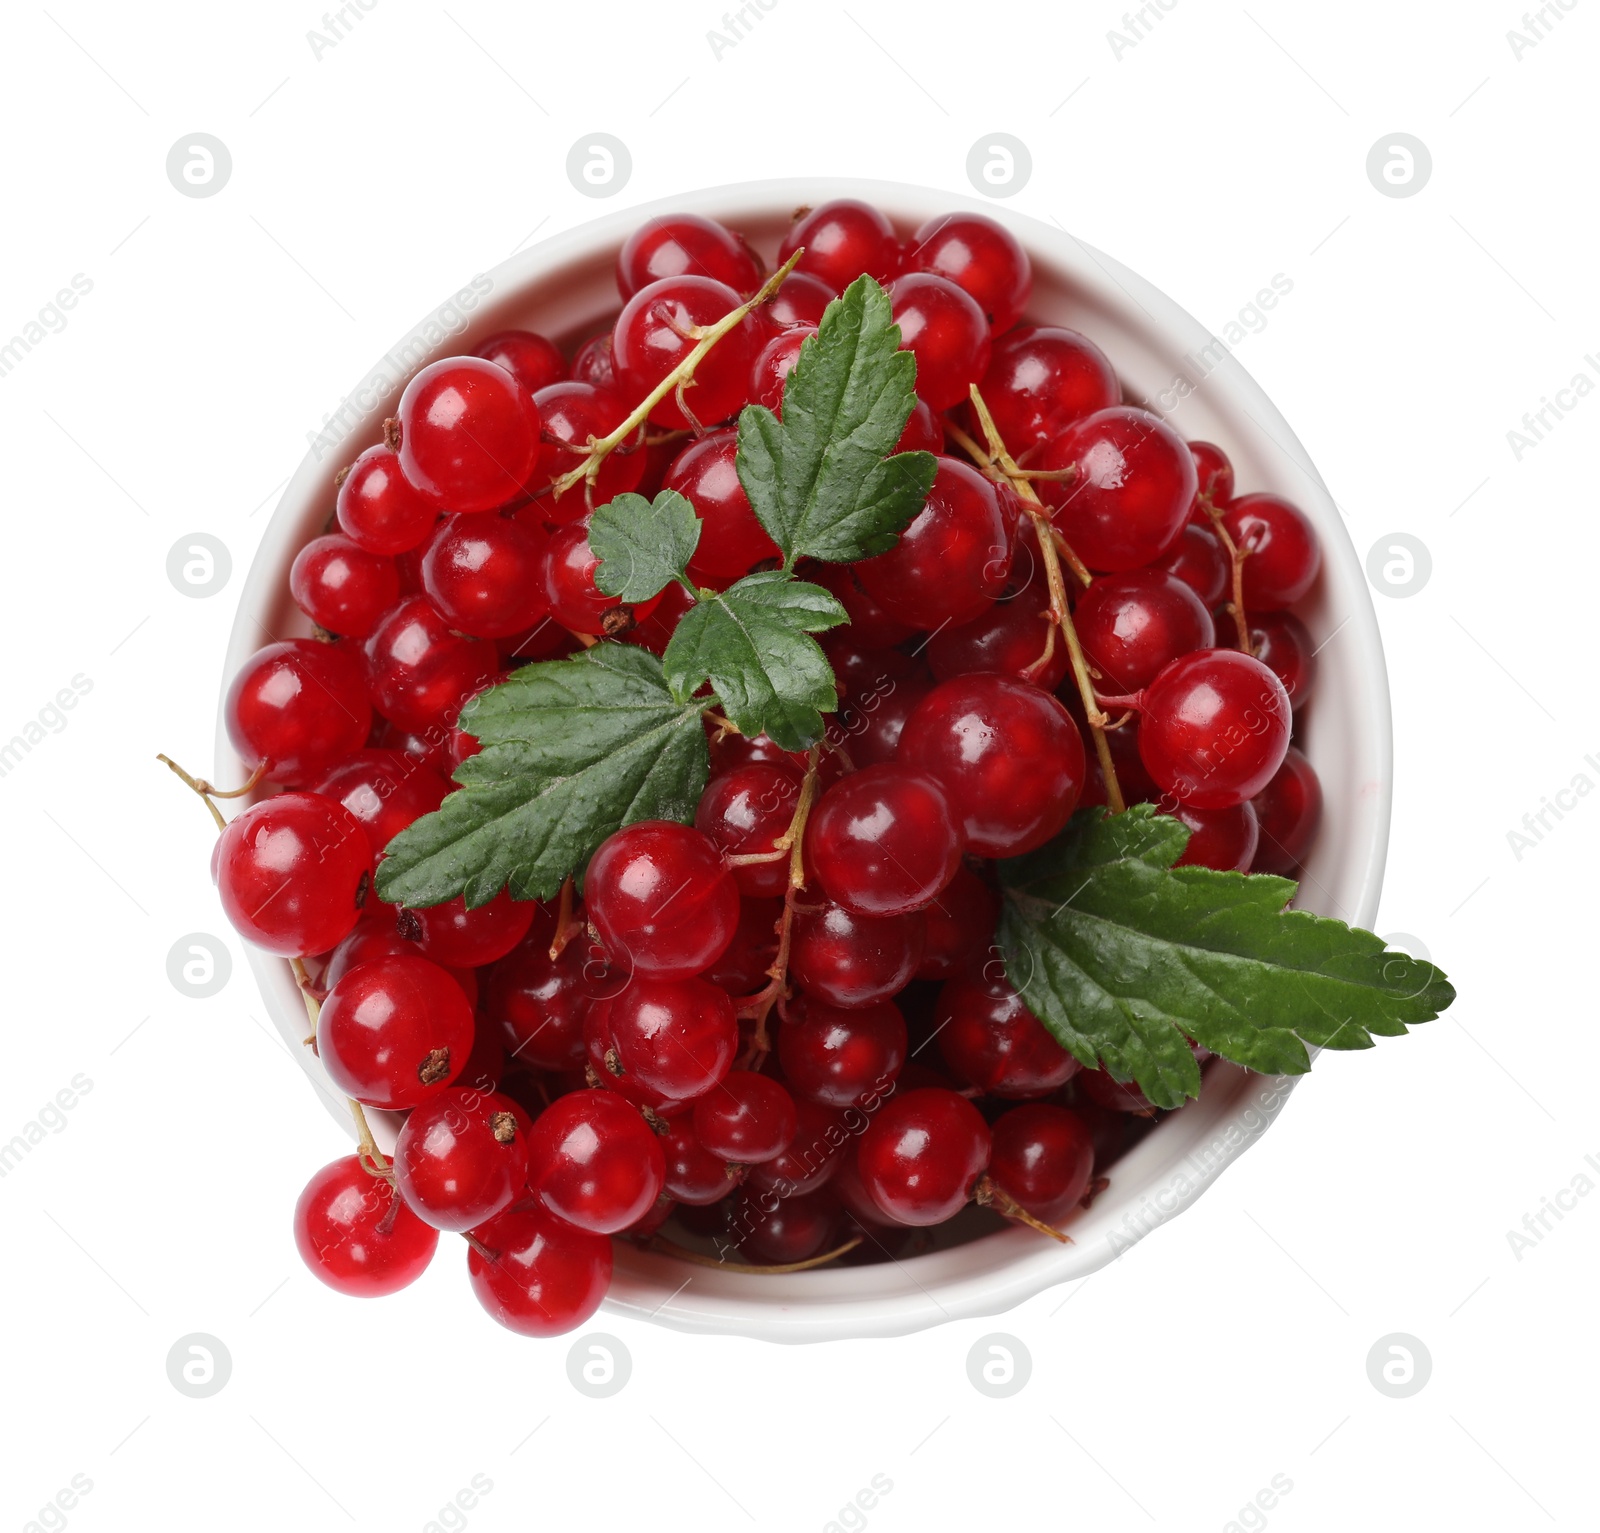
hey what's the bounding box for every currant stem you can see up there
[156,753,235,833]
[1201,494,1255,655]
[551,248,807,501]
[973,1174,1072,1243]
[647,1232,863,1274]
[963,387,1126,813]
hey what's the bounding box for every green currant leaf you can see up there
[997,804,1456,1110]
[590,489,702,604]
[375,644,710,909]
[737,275,938,565]
[662,570,848,752]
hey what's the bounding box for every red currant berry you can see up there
[612,276,762,430]
[898,673,1086,857]
[917,865,1001,981]
[225,640,371,788]
[362,595,498,733]
[744,1097,852,1196]
[831,672,935,770]
[927,583,1067,690]
[988,1104,1095,1224]
[321,908,477,1005]
[1041,407,1197,572]
[585,820,740,979]
[526,1087,666,1233]
[590,973,738,1103]
[695,763,802,899]
[419,513,550,638]
[395,357,542,513]
[1074,568,1216,694]
[1250,745,1323,876]
[663,430,781,584]
[290,534,401,639]
[1159,523,1230,608]
[1135,649,1292,810]
[215,792,371,956]
[702,896,782,995]
[807,562,916,647]
[393,1088,532,1231]
[1245,611,1318,710]
[660,1118,738,1206]
[570,332,616,392]
[730,1187,842,1264]
[855,456,1012,629]
[857,1087,990,1226]
[693,1070,798,1164]
[617,214,762,299]
[396,888,536,969]
[466,1202,611,1337]
[804,764,963,918]
[1167,800,1260,872]
[317,954,474,1109]
[749,327,811,413]
[442,668,510,772]
[1188,440,1236,519]
[977,326,1121,452]
[1077,714,1162,809]
[481,926,611,1070]
[896,396,945,455]
[789,899,924,1010]
[536,521,662,637]
[527,381,646,522]
[935,971,1078,1098]
[907,213,1031,335]
[779,199,898,291]
[337,445,438,555]
[621,580,697,659]
[888,273,991,411]
[1078,1069,1160,1115]
[1221,494,1322,610]
[779,996,907,1108]
[767,270,836,329]
[474,329,567,396]
[293,1156,439,1297]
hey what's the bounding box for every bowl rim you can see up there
[215,175,1392,1342]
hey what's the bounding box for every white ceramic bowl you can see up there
[216,177,1391,1342]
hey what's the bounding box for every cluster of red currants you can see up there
[209,199,1326,1338]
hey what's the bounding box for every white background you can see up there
[1,1,1595,1529]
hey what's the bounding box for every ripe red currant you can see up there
[480,927,610,1070]
[589,973,739,1103]
[612,276,761,430]
[749,327,811,413]
[396,888,536,969]
[935,972,1079,1098]
[570,331,616,392]
[1221,494,1322,610]
[1250,745,1323,875]
[526,1087,666,1233]
[1188,441,1235,516]
[702,896,783,994]
[336,445,438,555]
[729,1187,843,1264]
[214,792,371,956]
[695,762,802,899]
[855,456,1012,629]
[917,865,1001,981]
[660,1118,738,1206]
[898,673,1086,857]
[290,534,401,639]
[804,764,963,917]
[536,521,663,637]
[316,954,474,1110]
[789,899,925,1010]
[778,996,907,1108]
[856,1087,990,1226]
[585,820,740,979]
[395,357,542,513]
[293,1156,439,1297]
[466,1202,611,1337]
[1246,611,1318,710]
[1041,407,1197,572]
[1073,568,1216,694]
[693,1070,798,1164]
[419,512,550,638]
[527,381,646,523]
[663,430,781,584]
[743,1097,852,1196]
[906,212,1032,335]
[1134,649,1292,810]
[617,213,762,299]
[977,325,1121,452]
[393,1087,532,1231]
[779,199,899,291]
[474,329,567,396]
[926,581,1068,690]
[987,1105,1095,1224]
[362,595,498,734]
[321,908,477,1006]
[888,273,992,411]
[1159,524,1230,608]
[225,640,371,788]
[766,270,835,329]
[1167,800,1260,872]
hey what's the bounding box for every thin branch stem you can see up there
[647,1232,863,1273]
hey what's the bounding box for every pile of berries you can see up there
[203,200,1325,1338]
